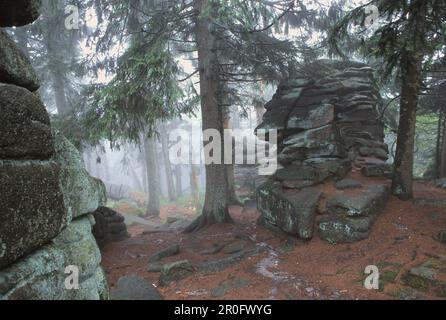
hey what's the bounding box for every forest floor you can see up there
[101,181,446,300]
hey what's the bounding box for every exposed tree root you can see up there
[183,212,234,233]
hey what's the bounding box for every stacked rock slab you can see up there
[0,1,109,300]
[92,207,129,247]
[256,60,390,243]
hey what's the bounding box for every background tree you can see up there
[329,0,446,200]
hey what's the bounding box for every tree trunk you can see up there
[160,122,176,201]
[101,152,111,182]
[255,100,265,126]
[189,127,200,209]
[50,68,69,116]
[391,4,425,200]
[224,108,242,206]
[185,0,232,232]
[440,110,446,177]
[44,31,69,116]
[143,136,160,217]
[175,165,183,198]
[130,165,144,191]
[435,108,443,178]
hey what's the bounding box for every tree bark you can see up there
[175,165,183,198]
[43,29,69,116]
[440,110,446,177]
[144,136,160,217]
[255,100,265,126]
[224,108,242,206]
[391,2,426,200]
[185,0,232,232]
[160,122,176,201]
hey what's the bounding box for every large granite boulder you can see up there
[0,160,68,269]
[0,0,42,27]
[0,0,110,300]
[0,215,109,300]
[326,185,389,217]
[0,84,53,159]
[53,130,107,220]
[257,180,322,239]
[255,60,390,243]
[256,60,386,163]
[318,185,389,243]
[0,30,39,91]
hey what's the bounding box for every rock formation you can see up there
[0,1,109,299]
[256,60,391,243]
[92,207,129,247]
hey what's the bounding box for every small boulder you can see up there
[318,214,375,244]
[212,278,251,297]
[403,266,438,292]
[159,260,194,287]
[112,275,163,300]
[435,178,446,189]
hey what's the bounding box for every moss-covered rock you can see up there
[159,260,194,287]
[402,256,446,296]
[0,0,42,27]
[52,130,107,219]
[0,215,109,300]
[403,266,437,292]
[0,30,39,91]
[0,160,68,269]
[0,84,53,159]
[318,214,375,244]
